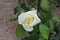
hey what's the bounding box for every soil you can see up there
[0,0,21,40]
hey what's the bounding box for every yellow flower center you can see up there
[23,14,35,25]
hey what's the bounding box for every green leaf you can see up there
[31,24,39,36]
[41,0,49,11]
[49,0,54,2]
[20,3,29,11]
[16,24,25,37]
[54,16,60,22]
[39,24,50,40]
[29,0,35,3]
[42,11,52,23]
[38,38,45,40]
[49,19,54,30]
[38,35,45,40]
[14,7,20,15]
[57,25,60,33]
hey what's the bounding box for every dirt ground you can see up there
[0,0,21,40]
[0,0,60,40]
[53,7,60,17]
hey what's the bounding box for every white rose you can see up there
[18,10,41,32]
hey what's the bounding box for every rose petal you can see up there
[23,24,33,32]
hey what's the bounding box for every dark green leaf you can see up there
[49,19,54,30]
[41,0,49,11]
[57,25,60,33]
[20,3,29,11]
[29,0,35,3]
[49,0,54,2]
[38,35,45,40]
[28,6,33,10]
[14,7,20,15]
[16,24,25,37]
[23,34,39,40]
[38,38,45,40]
[31,24,39,36]
[39,24,50,40]
[42,11,52,23]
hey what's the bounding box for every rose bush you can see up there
[18,10,41,32]
[11,0,60,40]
